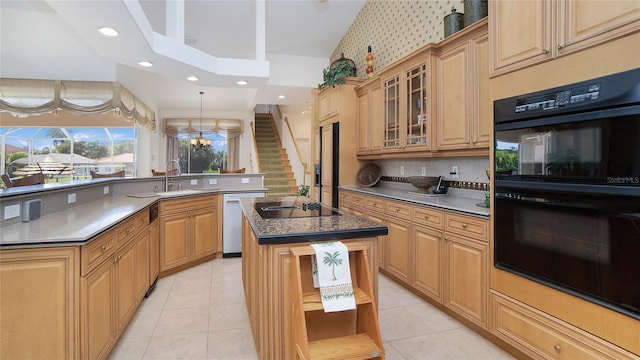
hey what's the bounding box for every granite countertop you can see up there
[0,195,158,248]
[241,196,388,245]
[339,185,490,217]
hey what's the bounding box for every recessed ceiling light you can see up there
[138,61,153,67]
[236,80,248,86]
[187,76,199,82]
[278,95,286,99]
[98,27,119,37]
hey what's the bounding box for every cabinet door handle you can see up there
[395,207,399,212]
[423,215,429,219]
[557,43,564,50]
[462,223,467,229]
[101,245,107,252]
[114,255,121,263]
[444,236,448,241]
[543,48,550,54]
[126,228,132,234]
[554,344,561,353]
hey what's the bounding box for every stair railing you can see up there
[250,121,259,173]
[284,116,309,186]
[272,107,306,187]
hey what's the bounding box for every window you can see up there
[1,126,136,181]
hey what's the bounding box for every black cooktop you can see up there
[255,201,340,219]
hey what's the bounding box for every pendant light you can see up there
[190,91,211,150]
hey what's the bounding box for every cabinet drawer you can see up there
[117,217,137,246]
[491,292,637,360]
[445,213,488,241]
[160,195,216,215]
[366,197,385,213]
[413,206,444,229]
[386,200,411,220]
[350,193,366,208]
[81,230,116,276]
[134,209,150,233]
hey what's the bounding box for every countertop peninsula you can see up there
[240,196,389,244]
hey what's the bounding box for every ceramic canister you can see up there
[444,7,464,38]
[463,0,488,27]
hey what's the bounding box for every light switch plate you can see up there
[400,166,405,176]
[421,166,427,176]
[209,179,217,185]
[103,186,109,195]
[242,178,250,184]
[190,179,198,185]
[68,193,76,204]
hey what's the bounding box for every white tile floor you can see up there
[109,257,515,360]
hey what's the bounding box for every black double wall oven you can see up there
[493,68,640,320]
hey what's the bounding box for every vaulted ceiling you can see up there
[0,0,365,117]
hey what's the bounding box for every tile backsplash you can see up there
[373,157,490,188]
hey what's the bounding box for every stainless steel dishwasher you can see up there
[223,192,265,257]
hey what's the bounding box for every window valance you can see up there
[0,78,156,130]
[163,118,243,138]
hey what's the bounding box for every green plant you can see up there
[318,62,355,90]
[294,184,310,197]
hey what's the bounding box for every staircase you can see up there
[254,113,297,197]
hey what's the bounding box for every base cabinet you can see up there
[81,255,116,360]
[160,195,217,273]
[0,247,78,359]
[490,291,639,360]
[413,224,443,302]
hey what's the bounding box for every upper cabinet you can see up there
[355,19,489,159]
[356,78,383,156]
[436,22,490,152]
[490,0,640,77]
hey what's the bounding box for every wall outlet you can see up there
[4,204,20,220]
[103,186,109,195]
[451,166,459,178]
[190,179,198,185]
[242,177,250,184]
[68,193,76,204]
[421,166,427,176]
[209,178,217,185]
[400,166,405,176]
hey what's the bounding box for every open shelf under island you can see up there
[240,196,388,360]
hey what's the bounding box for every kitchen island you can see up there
[240,196,388,360]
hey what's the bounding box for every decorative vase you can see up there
[365,46,374,78]
[464,0,488,27]
[444,7,464,38]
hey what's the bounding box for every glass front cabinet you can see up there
[381,60,431,154]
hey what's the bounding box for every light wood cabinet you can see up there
[0,247,79,360]
[340,190,489,329]
[436,20,490,152]
[81,209,151,360]
[135,230,150,301]
[444,231,487,328]
[491,291,639,360]
[356,78,383,157]
[159,195,217,273]
[81,252,116,360]
[242,214,379,360]
[291,243,384,360]
[380,59,432,155]
[490,0,640,77]
[115,238,137,333]
[412,206,445,303]
[149,219,160,285]
[383,200,412,284]
[312,78,362,207]
[318,87,340,123]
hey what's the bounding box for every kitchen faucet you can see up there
[165,159,182,192]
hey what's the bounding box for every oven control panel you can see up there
[514,82,601,113]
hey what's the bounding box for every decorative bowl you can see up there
[356,163,382,187]
[407,176,439,193]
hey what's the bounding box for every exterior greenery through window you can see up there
[176,132,227,173]
[1,127,136,182]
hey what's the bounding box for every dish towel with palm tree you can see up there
[310,241,356,312]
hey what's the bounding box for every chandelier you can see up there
[191,91,211,150]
